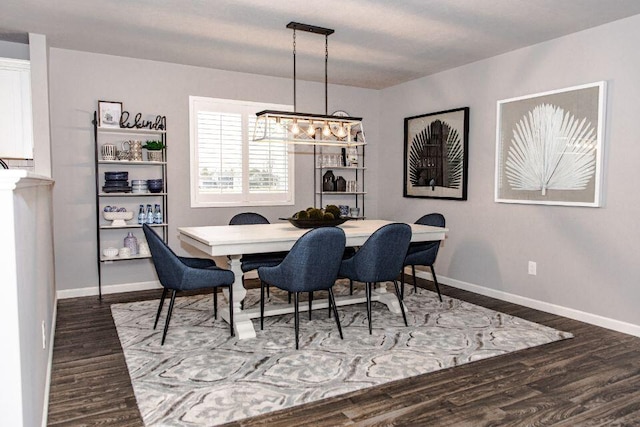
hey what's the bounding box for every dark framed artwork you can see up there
[404,107,469,200]
[98,100,123,128]
[495,82,606,207]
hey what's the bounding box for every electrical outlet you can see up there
[528,261,537,276]
[42,321,46,349]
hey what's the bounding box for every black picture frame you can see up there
[403,107,469,200]
[98,100,123,128]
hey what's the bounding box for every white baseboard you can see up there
[41,297,57,427]
[409,268,640,338]
[57,280,162,299]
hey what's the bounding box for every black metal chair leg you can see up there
[288,291,292,304]
[228,283,234,337]
[266,282,270,298]
[393,280,408,327]
[328,288,343,339]
[401,270,405,299]
[412,265,417,293]
[161,290,177,345]
[260,280,265,330]
[309,292,313,320]
[294,292,300,349]
[430,265,443,302]
[154,288,168,329]
[328,290,332,318]
[241,276,245,310]
[366,282,372,334]
[349,279,353,295]
[213,288,218,319]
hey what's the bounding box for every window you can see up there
[189,97,294,207]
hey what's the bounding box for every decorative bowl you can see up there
[102,247,119,258]
[104,171,128,181]
[287,217,349,229]
[103,211,134,226]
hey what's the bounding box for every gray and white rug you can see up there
[111,282,572,426]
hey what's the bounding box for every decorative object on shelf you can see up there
[144,139,165,162]
[101,143,117,160]
[147,178,163,193]
[252,22,365,147]
[98,100,123,128]
[495,81,606,207]
[137,204,145,224]
[119,112,166,130]
[138,241,150,256]
[121,140,143,161]
[103,210,134,226]
[347,180,357,193]
[346,147,358,166]
[338,205,349,217]
[404,107,469,200]
[322,170,335,192]
[153,204,163,224]
[336,176,346,192]
[103,247,119,258]
[103,171,131,193]
[116,149,130,161]
[118,247,131,258]
[145,204,154,224]
[132,180,148,194]
[124,232,138,255]
[350,207,360,218]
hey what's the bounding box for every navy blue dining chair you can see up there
[401,213,445,301]
[143,224,235,345]
[339,223,411,334]
[229,213,288,298]
[258,227,346,349]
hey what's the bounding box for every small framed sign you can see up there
[98,101,123,128]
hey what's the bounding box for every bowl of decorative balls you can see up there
[287,205,349,229]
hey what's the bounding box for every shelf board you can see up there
[97,127,166,135]
[317,191,367,195]
[99,223,168,229]
[316,166,366,170]
[98,160,166,165]
[99,192,167,197]
[100,253,152,262]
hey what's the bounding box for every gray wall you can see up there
[378,15,640,328]
[48,49,379,292]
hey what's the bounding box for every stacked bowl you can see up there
[131,180,148,193]
[147,179,164,193]
[103,171,131,193]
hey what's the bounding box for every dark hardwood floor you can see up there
[48,278,640,426]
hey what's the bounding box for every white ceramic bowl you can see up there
[103,247,118,258]
[103,211,134,226]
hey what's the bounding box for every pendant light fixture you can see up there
[253,22,366,146]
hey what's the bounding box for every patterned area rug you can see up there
[111,283,572,426]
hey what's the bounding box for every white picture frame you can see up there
[495,81,606,207]
[98,100,123,128]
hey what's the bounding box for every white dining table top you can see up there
[178,219,448,257]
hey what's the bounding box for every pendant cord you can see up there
[325,34,328,115]
[293,29,297,112]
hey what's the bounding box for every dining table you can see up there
[178,219,448,339]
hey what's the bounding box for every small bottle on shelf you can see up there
[137,204,145,225]
[145,204,154,224]
[154,204,163,224]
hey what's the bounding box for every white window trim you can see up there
[189,96,295,208]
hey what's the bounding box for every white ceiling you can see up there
[2,0,640,89]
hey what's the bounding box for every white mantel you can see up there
[0,170,56,427]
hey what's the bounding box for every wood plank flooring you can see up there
[47,279,640,426]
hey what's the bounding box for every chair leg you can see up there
[241,276,244,310]
[328,290,332,318]
[412,265,417,294]
[430,265,443,302]
[228,283,234,337]
[309,292,313,320]
[260,280,265,331]
[213,288,218,319]
[366,282,373,334]
[401,270,405,300]
[161,290,177,345]
[154,288,168,329]
[294,292,300,350]
[328,288,343,340]
[349,279,353,295]
[288,291,292,304]
[266,282,270,298]
[393,280,408,327]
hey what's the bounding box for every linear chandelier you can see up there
[253,22,366,146]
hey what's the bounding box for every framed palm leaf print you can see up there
[495,82,606,207]
[404,107,469,200]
